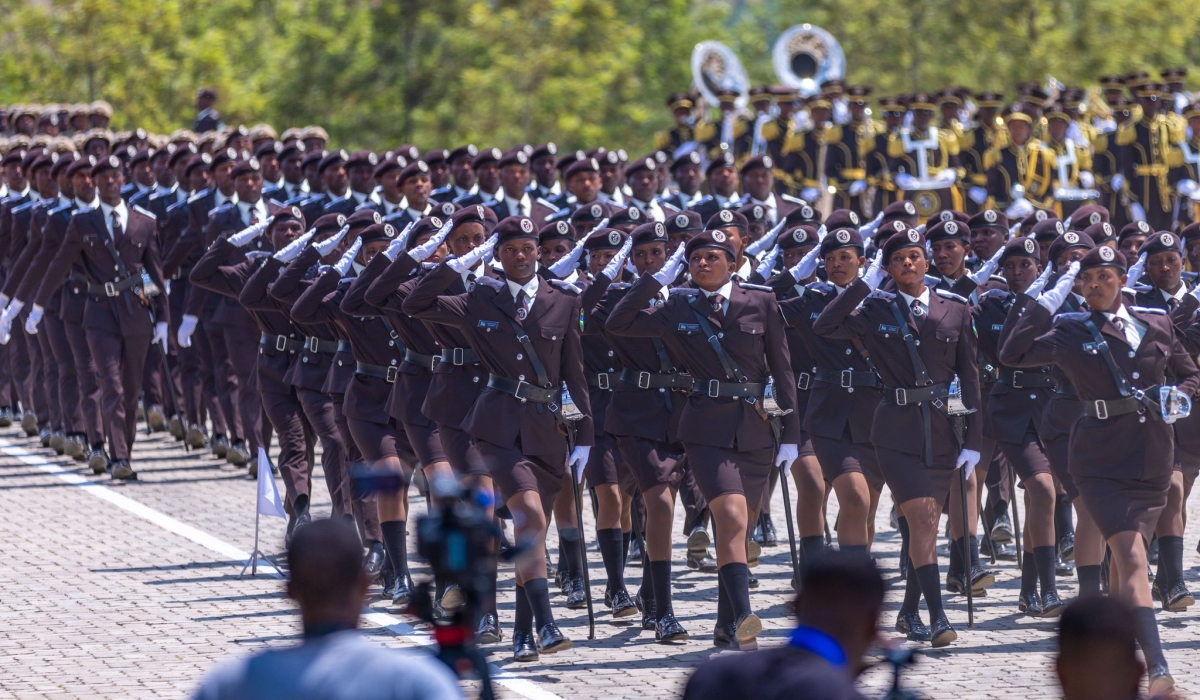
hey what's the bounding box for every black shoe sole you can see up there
[540,637,572,654]
[930,627,958,647]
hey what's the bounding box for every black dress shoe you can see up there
[147,405,167,432]
[655,612,689,643]
[476,613,502,644]
[928,616,957,648]
[227,439,248,466]
[39,427,52,447]
[21,411,38,436]
[1162,581,1195,612]
[637,591,656,630]
[748,574,759,589]
[392,573,415,608]
[1058,532,1075,563]
[1018,591,1044,617]
[1055,555,1075,576]
[566,577,588,610]
[554,567,568,595]
[991,513,1014,543]
[441,583,466,613]
[629,536,643,562]
[712,622,735,648]
[610,589,637,618]
[1041,590,1065,617]
[49,431,65,453]
[759,513,778,547]
[512,630,539,661]
[895,612,932,642]
[168,415,184,440]
[186,424,207,449]
[293,497,311,532]
[687,551,718,572]
[64,434,84,459]
[0,406,12,427]
[211,434,229,458]
[970,564,996,591]
[110,459,135,480]
[732,613,761,646]
[363,541,386,578]
[87,449,109,475]
[1148,664,1175,696]
[537,623,571,653]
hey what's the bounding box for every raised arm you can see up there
[400,262,471,328]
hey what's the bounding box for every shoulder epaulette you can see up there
[474,276,504,290]
[978,288,1010,301]
[353,201,376,211]
[737,281,773,292]
[935,288,969,303]
[866,289,896,301]
[131,204,156,221]
[547,278,581,295]
[1115,120,1137,147]
[1055,311,1091,322]
[780,194,808,205]
[49,202,73,216]
[536,197,559,210]
[608,282,631,290]
[187,188,211,203]
[1130,305,1167,315]
[167,198,189,213]
[924,274,941,286]
[11,201,36,214]
[805,281,834,294]
[670,287,699,296]
[693,195,715,205]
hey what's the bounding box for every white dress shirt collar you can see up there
[238,199,267,226]
[1105,305,1146,350]
[1162,284,1188,303]
[98,199,129,236]
[700,280,735,313]
[214,189,235,208]
[898,287,931,312]
[506,275,540,303]
[714,192,739,208]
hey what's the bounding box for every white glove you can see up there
[273,229,315,262]
[447,233,498,274]
[1009,183,1026,201]
[228,216,273,247]
[790,244,822,282]
[1037,261,1080,312]
[1178,179,1199,198]
[332,237,362,276]
[816,224,828,241]
[755,246,780,280]
[848,179,867,196]
[800,187,820,203]
[956,448,981,480]
[894,173,918,190]
[1023,263,1054,298]
[968,186,988,205]
[602,234,634,280]
[915,223,927,234]
[1126,251,1148,283]
[24,305,44,335]
[1009,222,1022,237]
[152,321,168,353]
[935,168,958,186]
[313,225,350,257]
[407,219,451,263]
[776,443,799,470]
[862,249,885,290]
[858,211,884,240]
[382,221,417,261]
[548,238,589,278]
[1079,171,1095,189]
[0,299,25,327]
[1005,198,1034,220]
[1130,202,1146,223]
[568,446,591,484]
[744,220,784,258]
[1110,174,1125,191]
[177,314,199,348]
[651,242,687,286]
[968,244,1006,285]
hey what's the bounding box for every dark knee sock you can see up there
[898,516,910,570]
[1020,550,1038,596]
[622,530,631,567]
[915,563,945,620]
[899,558,923,615]
[1158,535,1184,588]
[596,528,625,593]
[800,535,825,570]
[1077,565,1102,596]
[840,544,869,559]
[718,563,752,621]
[649,560,673,617]
[484,562,498,615]
[715,573,731,625]
[1054,494,1074,540]
[380,520,408,577]
[1034,545,1057,595]
[559,527,582,578]
[639,548,654,603]
[523,578,555,630]
[948,537,964,577]
[514,585,532,633]
[969,535,981,567]
[1132,606,1168,671]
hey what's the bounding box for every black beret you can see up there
[494,215,539,244]
[705,150,736,176]
[563,157,600,180]
[998,236,1041,265]
[570,201,611,227]
[966,208,1008,230]
[91,154,122,177]
[1078,244,1126,272]
[1031,218,1066,242]
[1117,220,1153,245]
[783,203,822,226]
[880,200,919,225]
[20,148,46,172]
[210,146,240,170]
[631,221,669,247]
[1065,203,1108,228]
[529,142,558,161]
[51,152,79,178]
[276,142,305,162]
[880,228,927,262]
[359,222,399,246]
[1181,222,1200,244]
[669,150,703,172]
[706,209,747,231]
[925,219,970,243]
[471,147,503,170]
[254,141,283,159]
[300,150,325,170]
[406,215,449,252]
[346,208,382,231]
[422,148,449,166]
[624,156,657,178]
[824,209,861,229]
[665,210,703,237]
[66,155,97,179]
[684,228,737,260]
[736,202,770,224]
[1083,221,1116,245]
[128,148,153,168]
[168,143,199,167]
[584,228,627,252]
[538,220,576,245]
[184,153,212,177]
[28,152,55,176]
[738,154,774,175]
[498,149,530,169]
[556,149,588,172]
[372,155,404,179]
[781,225,819,250]
[0,148,28,167]
[317,149,349,174]
[447,144,478,164]
[609,206,643,228]
[1019,208,1056,232]
[1139,231,1183,258]
[230,159,261,180]
[1048,230,1095,268]
[933,209,970,224]
[818,227,864,256]
[310,213,346,236]
[266,201,305,231]
[449,203,498,233]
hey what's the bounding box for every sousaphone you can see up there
[691,41,749,110]
[772,24,845,98]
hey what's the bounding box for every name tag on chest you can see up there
[991,324,1004,331]
[677,323,700,332]
[878,324,900,334]
[477,320,500,331]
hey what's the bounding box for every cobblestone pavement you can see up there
[0,426,1197,699]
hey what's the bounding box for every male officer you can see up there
[689,150,740,223]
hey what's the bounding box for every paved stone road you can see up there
[0,426,1197,699]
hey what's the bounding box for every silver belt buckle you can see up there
[840,369,854,388]
[385,366,398,383]
[452,347,465,365]
[1094,400,1108,420]
[307,337,319,353]
[707,379,720,398]
[637,371,651,389]
[895,387,908,406]
[513,379,529,402]
[104,281,117,297]
[1010,371,1023,389]
[796,372,810,391]
[597,373,610,390]
[275,335,288,351]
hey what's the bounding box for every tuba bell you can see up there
[772,24,845,98]
[690,41,750,111]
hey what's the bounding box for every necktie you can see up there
[111,209,123,238]
[652,291,665,308]
[1168,298,1179,311]
[249,207,260,227]
[910,299,925,317]
[1113,317,1124,331]
[710,293,725,317]
[516,289,530,320]
[466,272,477,290]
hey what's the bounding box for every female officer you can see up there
[814,228,983,648]
[1000,246,1199,696]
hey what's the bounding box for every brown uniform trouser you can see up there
[224,324,263,451]
[86,327,149,461]
[65,320,103,445]
[257,351,312,508]
[298,387,350,517]
[44,314,82,435]
[34,319,62,432]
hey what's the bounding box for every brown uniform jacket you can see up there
[973,289,1055,443]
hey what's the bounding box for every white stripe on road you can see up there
[0,438,564,700]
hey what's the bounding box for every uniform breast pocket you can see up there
[540,327,566,346]
[935,328,960,359]
[738,320,765,347]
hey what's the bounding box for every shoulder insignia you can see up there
[866,289,896,301]
[979,288,1010,301]
[131,204,156,221]
[49,202,73,216]
[805,281,834,294]
[1115,120,1136,147]
[694,195,715,205]
[547,279,582,295]
[12,201,36,214]
[167,198,189,213]
[935,288,968,303]
[1054,311,1091,323]
[780,194,807,205]
[924,274,941,286]
[474,276,504,290]
[670,287,699,297]
[1129,305,1167,316]
[737,282,773,292]
[187,188,211,203]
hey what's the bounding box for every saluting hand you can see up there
[754,245,780,281]
[332,237,362,276]
[313,225,350,257]
[1036,261,1080,312]
[861,250,885,290]
[382,221,416,261]
[789,244,822,283]
[744,219,783,258]
[273,229,315,262]
[1125,251,1148,285]
[446,232,498,274]
[968,244,1006,285]
[1023,262,1054,299]
[408,219,453,262]
[651,242,687,286]
[601,233,634,281]
[228,216,273,247]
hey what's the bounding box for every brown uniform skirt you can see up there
[616,435,686,492]
[400,419,447,468]
[874,446,957,505]
[1043,435,1080,502]
[1173,445,1200,486]
[346,416,417,483]
[997,428,1052,482]
[439,423,488,478]
[583,429,623,488]
[683,443,774,508]
[1074,473,1170,542]
[474,438,566,515]
[810,427,885,492]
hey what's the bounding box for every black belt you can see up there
[996,368,1056,389]
[337,340,352,352]
[356,361,398,383]
[305,336,339,354]
[691,379,766,399]
[260,332,304,354]
[1081,397,1143,420]
[172,265,192,281]
[487,374,560,404]
[440,347,480,365]
[813,367,881,389]
[587,371,619,390]
[881,382,950,406]
[618,367,694,391]
[1055,380,1077,397]
[86,275,140,298]
[404,349,438,372]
